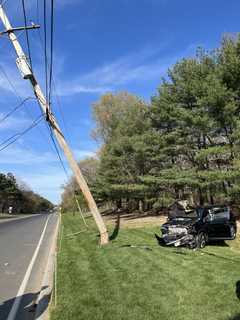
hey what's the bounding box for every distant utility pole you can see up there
[0,6,109,245]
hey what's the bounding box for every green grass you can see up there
[50,214,240,320]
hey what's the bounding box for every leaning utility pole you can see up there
[0,6,109,245]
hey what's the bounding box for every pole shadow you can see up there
[110,213,120,241]
[0,286,49,320]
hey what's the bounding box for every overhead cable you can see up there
[0,114,43,152]
[21,0,33,70]
[0,97,35,125]
[48,0,54,106]
[48,123,69,179]
[43,0,48,106]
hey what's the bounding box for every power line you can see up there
[0,96,35,125]
[0,114,43,152]
[36,0,40,23]
[48,124,69,179]
[0,0,8,7]
[0,64,20,99]
[0,2,68,170]
[43,0,48,106]
[3,1,70,185]
[0,60,59,153]
[53,82,71,142]
[32,17,71,145]
[48,0,54,106]
[21,0,33,70]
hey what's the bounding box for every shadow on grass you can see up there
[153,234,240,261]
[236,281,240,300]
[110,213,120,241]
[208,240,229,247]
[154,233,165,246]
[201,250,240,263]
[227,315,240,320]
[0,286,49,320]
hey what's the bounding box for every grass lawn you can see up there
[50,213,240,320]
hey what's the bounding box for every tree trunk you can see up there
[139,200,144,213]
[198,188,204,206]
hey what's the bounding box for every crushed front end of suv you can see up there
[160,201,237,249]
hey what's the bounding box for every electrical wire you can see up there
[0,61,60,157]
[1,0,71,189]
[53,83,71,141]
[0,97,36,125]
[0,0,68,178]
[48,124,69,179]
[0,64,20,99]
[33,11,71,145]
[43,0,48,106]
[48,0,54,106]
[33,26,72,146]
[36,0,40,23]
[21,0,33,70]
[0,0,8,6]
[0,114,43,152]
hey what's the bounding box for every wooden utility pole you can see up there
[0,6,109,245]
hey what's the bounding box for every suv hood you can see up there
[163,218,198,228]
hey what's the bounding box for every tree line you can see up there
[62,36,240,213]
[0,172,53,214]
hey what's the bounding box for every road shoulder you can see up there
[34,214,60,320]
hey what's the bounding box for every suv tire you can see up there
[230,225,236,239]
[197,232,207,249]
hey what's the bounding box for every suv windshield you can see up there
[168,209,199,219]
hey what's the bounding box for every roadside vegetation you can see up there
[51,213,240,320]
[0,172,53,214]
[62,36,240,217]
[57,36,240,319]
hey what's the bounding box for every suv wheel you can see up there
[197,232,207,249]
[230,226,236,239]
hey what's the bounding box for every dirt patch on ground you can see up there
[104,211,240,233]
[104,212,167,229]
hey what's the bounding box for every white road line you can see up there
[6,215,51,320]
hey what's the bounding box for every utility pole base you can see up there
[100,232,109,245]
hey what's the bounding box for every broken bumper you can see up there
[162,234,195,247]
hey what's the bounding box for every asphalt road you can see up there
[0,213,59,320]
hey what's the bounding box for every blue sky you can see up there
[0,0,239,204]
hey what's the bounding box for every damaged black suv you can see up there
[161,205,237,249]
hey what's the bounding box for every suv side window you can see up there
[210,208,230,222]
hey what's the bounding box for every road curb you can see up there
[34,214,60,320]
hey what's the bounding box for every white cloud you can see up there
[73,149,95,160]
[0,144,96,165]
[56,44,196,96]
[58,84,111,95]
[0,145,57,165]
